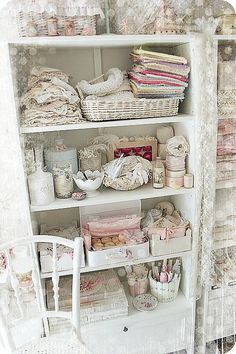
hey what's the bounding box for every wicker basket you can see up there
[16,12,96,37]
[78,90,180,122]
[149,271,180,303]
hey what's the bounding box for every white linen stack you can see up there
[21,66,84,126]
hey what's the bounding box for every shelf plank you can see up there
[214,34,236,41]
[40,250,193,279]
[31,184,194,212]
[20,114,193,134]
[10,34,192,48]
[50,287,192,354]
[82,288,192,354]
[216,180,236,190]
[213,239,235,250]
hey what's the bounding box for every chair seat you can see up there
[14,337,88,354]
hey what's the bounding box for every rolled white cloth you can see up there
[166,136,189,157]
[158,143,167,160]
[77,68,124,97]
[156,125,174,144]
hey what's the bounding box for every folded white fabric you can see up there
[21,66,84,127]
[77,68,124,97]
[158,143,167,159]
[156,125,174,144]
[85,91,134,102]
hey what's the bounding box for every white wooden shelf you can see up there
[214,34,236,41]
[40,250,193,279]
[10,34,192,48]
[82,288,192,354]
[216,180,236,190]
[31,184,194,212]
[50,287,192,354]
[213,239,235,250]
[20,114,194,134]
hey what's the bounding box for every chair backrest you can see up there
[0,235,83,352]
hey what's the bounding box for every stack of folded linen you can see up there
[128,47,190,99]
[46,269,128,327]
[215,188,236,243]
[21,66,84,126]
[217,119,236,185]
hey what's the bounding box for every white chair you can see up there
[0,235,89,354]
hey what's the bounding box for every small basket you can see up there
[16,12,96,37]
[149,271,180,303]
[78,89,179,122]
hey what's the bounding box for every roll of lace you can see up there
[166,136,189,157]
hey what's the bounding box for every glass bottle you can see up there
[12,246,35,302]
[152,157,165,189]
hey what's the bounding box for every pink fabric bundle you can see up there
[218,119,236,136]
[217,119,236,182]
[86,215,141,237]
[217,134,236,156]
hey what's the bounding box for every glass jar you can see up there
[53,164,74,199]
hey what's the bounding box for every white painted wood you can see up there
[52,243,59,312]
[5,33,203,354]
[10,34,192,47]
[213,34,236,41]
[81,288,192,354]
[6,249,24,319]
[0,43,32,241]
[41,250,193,279]
[72,238,83,335]
[216,179,236,190]
[93,48,102,77]
[20,114,194,134]
[0,236,84,352]
[30,184,194,212]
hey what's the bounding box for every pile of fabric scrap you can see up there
[21,66,84,126]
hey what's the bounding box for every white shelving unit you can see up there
[7,33,201,354]
[205,35,236,347]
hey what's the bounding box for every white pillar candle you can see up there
[184,174,194,188]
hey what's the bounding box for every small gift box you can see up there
[107,137,158,162]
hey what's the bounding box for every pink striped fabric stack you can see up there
[128,47,190,99]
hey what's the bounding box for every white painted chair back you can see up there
[0,236,84,353]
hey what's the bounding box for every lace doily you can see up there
[6,0,104,17]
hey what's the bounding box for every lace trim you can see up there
[7,0,104,18]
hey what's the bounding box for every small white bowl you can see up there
[73,170,104,197]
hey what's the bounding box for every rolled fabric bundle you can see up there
[156,125,174,144]
[166,136,189,157]
[158,143,167,160]
[77,68,124,97]
[166,155,185,171]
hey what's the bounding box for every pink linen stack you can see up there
[128,47,190,99]
[217,119,236,183]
